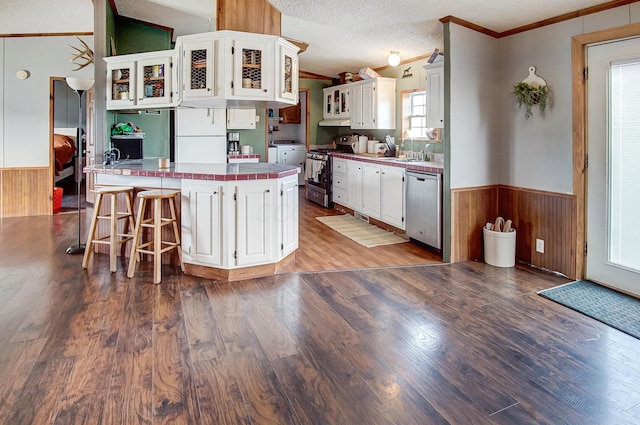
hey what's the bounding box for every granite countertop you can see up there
[84,159,299,181]
[332,153,444,174]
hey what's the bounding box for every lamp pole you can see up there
[65,77,94,255]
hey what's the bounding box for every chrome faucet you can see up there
[401,136,414,159]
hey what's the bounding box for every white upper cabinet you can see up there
[276,40,299,103]
[350,77,396,130]
[105,50,178,110]
[425,63,444,128]
[232,38,273,100]
[181,39,217,100]
[176,30,299,108]
[227,108,256,130]
[323,85,351,120]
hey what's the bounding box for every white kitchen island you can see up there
[87,159,300,281]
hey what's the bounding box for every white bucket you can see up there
[483,227,516,267]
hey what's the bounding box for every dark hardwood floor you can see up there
[1,200,640,424]
[281,188,442,273]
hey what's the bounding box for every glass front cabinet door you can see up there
[107,61,136,109]
[232,39,272,99]
[277,41,298,103]
[136,56,173,106]
[182,40,216,100]
[105,50,177,110]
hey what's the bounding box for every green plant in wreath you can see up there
[513,82,548,119]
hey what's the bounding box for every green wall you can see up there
[234,109,268,161]
[301,79,333,147]
[106,17,173,159]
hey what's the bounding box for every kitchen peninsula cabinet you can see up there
[105,50,178,110]
[86,160,300,281]
[176,30,299,108]
[181,174,299,271]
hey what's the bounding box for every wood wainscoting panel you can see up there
[499,186,576,278]
[0,168,52,218]
[450,185,576,278]
[450,186,499,263]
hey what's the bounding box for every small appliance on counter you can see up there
[227,132,240,154]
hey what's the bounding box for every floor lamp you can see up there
[66,77,94,255]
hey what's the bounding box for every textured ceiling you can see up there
[0,0,618,77]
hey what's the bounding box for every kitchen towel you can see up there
[305,158,325,181]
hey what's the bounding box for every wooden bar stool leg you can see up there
[127,197,146,279]
[109,192,118,272]
[153,197,162,284]
[82,192,103,269]
[168,197,185,273]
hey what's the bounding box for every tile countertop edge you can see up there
[332,153,444,174]
[83,159,300,180]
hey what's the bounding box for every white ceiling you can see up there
[0,0,618,77]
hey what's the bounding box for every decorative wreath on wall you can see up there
[513,66,548,119]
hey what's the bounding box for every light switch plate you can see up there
[536,239,544,253]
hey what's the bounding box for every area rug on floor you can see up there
[316,214,407,248]
[538,280,640,339]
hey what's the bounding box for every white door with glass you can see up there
[587,38,640,297]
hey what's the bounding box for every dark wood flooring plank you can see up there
[192,359,252,425]
[204,281,259,355]
[180,279,227,362]
[102,351,153,425]
[0,339,47,417]
[5,357,75,425]
[234,278,300,361]
[228,348,302,425]
[153,282,200,425]
[270,274,361,353]
[271,353,363,425]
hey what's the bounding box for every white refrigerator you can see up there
[175,108,227,164]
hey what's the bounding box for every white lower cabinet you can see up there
[181,174,297,270]
[334,158,405,229]
[346,161,363,210]
[362,163,382,217]
[280,178,299,258]
[236,182,273,266]
[181,181,223,266]
[380,166,405,228]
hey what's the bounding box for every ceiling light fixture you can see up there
[388,51,401,67]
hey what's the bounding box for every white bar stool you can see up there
[82,186,136,272]
[127,189,184,284]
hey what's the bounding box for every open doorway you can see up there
[50,77,94,213]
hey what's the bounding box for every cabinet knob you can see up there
[263,89,268,93]
[207,88,211,92]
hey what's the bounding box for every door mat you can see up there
[538,280,640,339]
[316,214,407,248]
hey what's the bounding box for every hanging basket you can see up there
[513,66,548,119]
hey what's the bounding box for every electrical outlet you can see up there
[255,115,260,122]
[536,239,545,253]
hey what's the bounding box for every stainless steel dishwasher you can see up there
[406,171,442,249]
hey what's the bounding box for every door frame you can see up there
[572,22,640,279]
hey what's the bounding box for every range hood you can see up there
[318,118,352,127]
